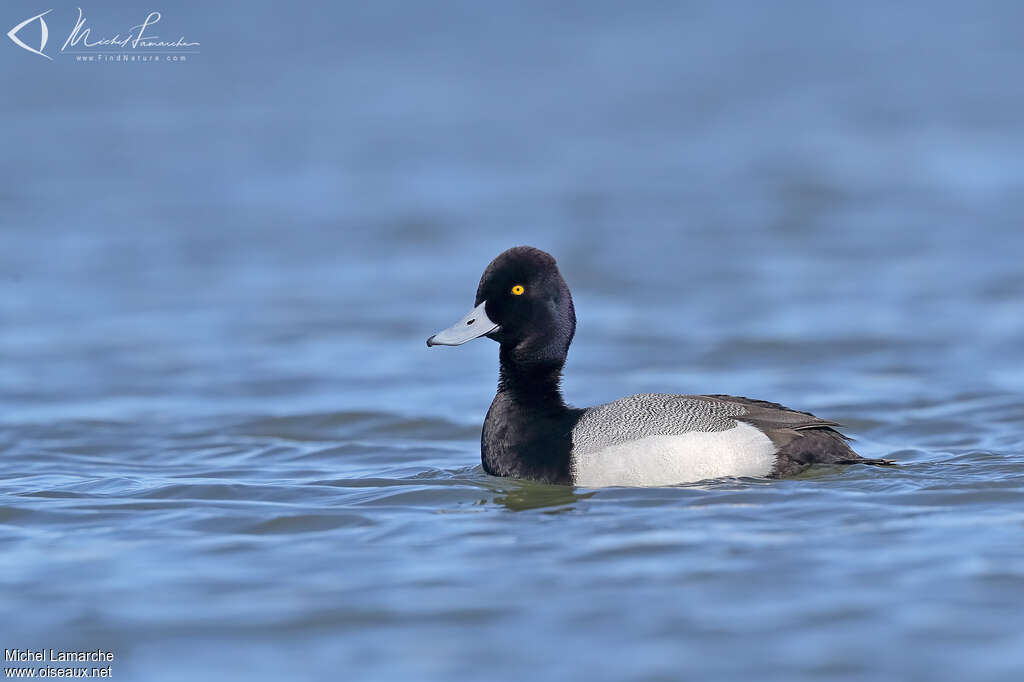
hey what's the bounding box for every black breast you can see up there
[481,393,579,484]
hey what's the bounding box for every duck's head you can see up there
[427,246,576,366]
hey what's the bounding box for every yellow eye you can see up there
[511,284,525,296]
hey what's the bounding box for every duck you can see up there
[427,246,893,487]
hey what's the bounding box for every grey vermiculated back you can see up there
[571,394,747,455]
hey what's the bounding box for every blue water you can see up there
[3,1,1024,680]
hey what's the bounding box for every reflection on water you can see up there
[490,481,597,512]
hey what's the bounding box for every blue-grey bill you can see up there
[426,300,498,346]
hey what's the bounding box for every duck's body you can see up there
[482,387,866,486]
[428,246,892,487]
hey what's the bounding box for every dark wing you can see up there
[700,394,842,447]
[699,394,895,476]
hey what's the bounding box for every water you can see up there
[3,1,1024,680]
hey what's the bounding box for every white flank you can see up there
[570,422,776,487]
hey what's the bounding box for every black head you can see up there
[428,246,576,367]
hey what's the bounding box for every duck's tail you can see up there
[840,456,897,467]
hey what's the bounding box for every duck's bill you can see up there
[427,301,499,346]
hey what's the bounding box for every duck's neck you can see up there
[481,345,577,484]
[496,345,568,412]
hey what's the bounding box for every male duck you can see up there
[427,246,892,486]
